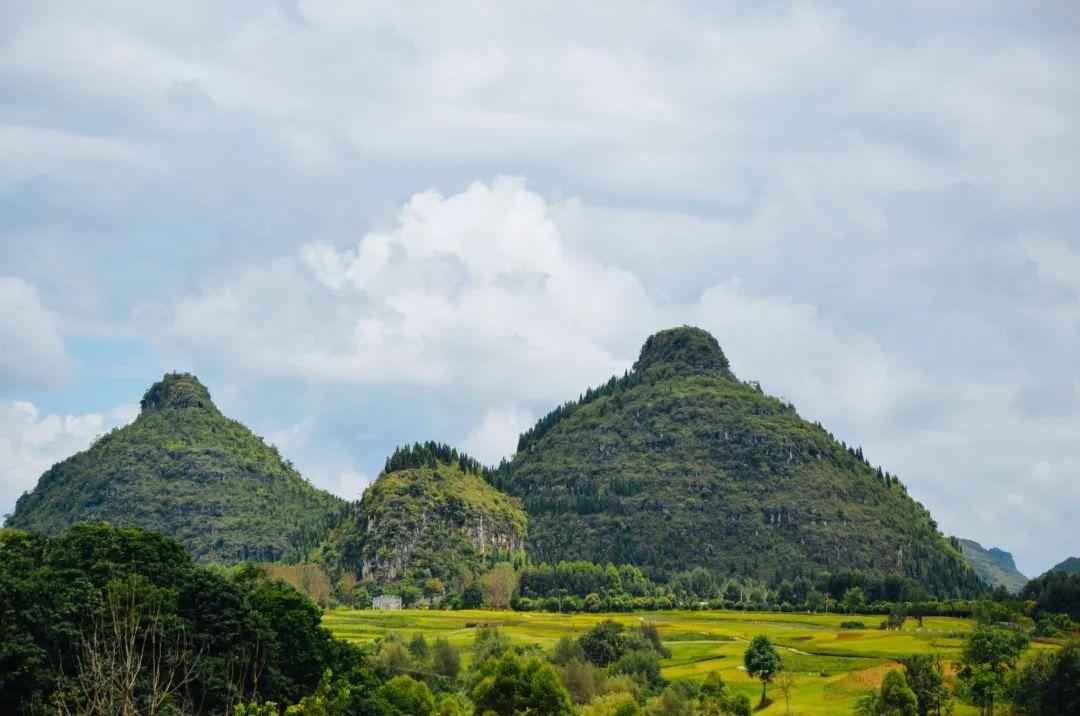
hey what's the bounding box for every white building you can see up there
[372,594,402,610]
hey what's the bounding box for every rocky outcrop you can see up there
[323,456,526,588]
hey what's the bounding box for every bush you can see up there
[580,620,629,667]
[471,625,512,669]
[433,637,461,679]
[580,692,642,716]
[375,674,436,715]
[557,659,603,704]
[645,685,693,715]
[470,651,573,716]
[550,636,587,666]
[610,650,663,690]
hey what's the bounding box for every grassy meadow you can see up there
[324,608,1024,714]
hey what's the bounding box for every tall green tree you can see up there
[432,637,461,680]
[879,670,918,716]
[579,620,629,667]
[696,671,729,716]
[460,583,483,609]
[407,633,430,662]
[1009,640,1080,715]
[961,665,1005,716]
[470,651,572,716]
[842,586,866,614]
[959,625,1028,716]
[375,674,436,716]
[962,626,1028,671]
[899,654,948,716]
[471,625,512,669]
[743,635,782,705]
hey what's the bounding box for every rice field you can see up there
[323,608,1012,714]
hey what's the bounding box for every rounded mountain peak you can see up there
[140,372,217,413]
[633,326,732,377]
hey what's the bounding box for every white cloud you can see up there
[147,178,660,402]
[267,416,315,455]
[2,2,1079,574]
[0,400,137,517]
[1021,237,1080,296]
[693,282,927,430]
[143,176,945,510]
[0,277,75,394]
[262,415,372,500]
[335,469,370,501]
[145,177,923,440]
[463,406,534,466]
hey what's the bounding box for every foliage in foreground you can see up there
[0,523,368,714]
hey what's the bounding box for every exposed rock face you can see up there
[958,538,1028,593]
[324,459,526,587]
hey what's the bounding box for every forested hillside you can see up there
[321,442,526,594]
[498,327,982,598]
[6,373,346,564]
[1049,557,1080,575]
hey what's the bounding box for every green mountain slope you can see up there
[958,538,1027,593]
[6,373,345,563]
[498,327,982,598]
[1048,557,1080,575]
[323,442,526,590]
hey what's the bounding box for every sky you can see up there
[1,1,1078,576]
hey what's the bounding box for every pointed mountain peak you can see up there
[633,326,732,377]
[10,370,344,564]
[140,372,217,414]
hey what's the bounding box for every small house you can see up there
[372,594,402,610]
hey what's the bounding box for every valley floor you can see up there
[325,608,1049,714]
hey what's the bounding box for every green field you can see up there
[324,609,1023,714]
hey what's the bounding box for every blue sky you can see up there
[1,1,1078,575]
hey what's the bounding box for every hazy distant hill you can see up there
[6,373,345,563]
[497,326,982,598]
[958,538,1027,593]
[1048,556,1080,575]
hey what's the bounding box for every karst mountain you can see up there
[6,373,345,563]
[319,442,526,591]
[494,327,982,597]
[8,330,987,598]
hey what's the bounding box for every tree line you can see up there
[382,441,491,478]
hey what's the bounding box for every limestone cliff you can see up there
[323,450,525,588]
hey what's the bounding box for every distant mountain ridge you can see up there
[957,538,1027,593]
[1048,556,1080,575]
[6,373,345,563]
[6,331,991,600]
[497,326,983,598]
